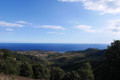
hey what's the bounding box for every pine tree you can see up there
[103,40,120,80]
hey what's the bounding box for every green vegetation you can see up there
[0,40,120,80]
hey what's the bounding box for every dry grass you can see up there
[0,73,40,80]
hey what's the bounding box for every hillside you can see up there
[0,40,120,80]
[0,48,105,80]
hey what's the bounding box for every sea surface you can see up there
[0,43,108,52]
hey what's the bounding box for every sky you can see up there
[0,0,120,44]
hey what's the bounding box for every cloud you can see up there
[6,28,14,31]
[15,21,28,24]
[59,0,120,14]
[75,20,120,36]
[58,0,81,2]
[35,25,65,30]
[106,20,120,35]
[0,21,24,27]
[15,21,32,25]
[47,32,65,35]
[75,25,95,32]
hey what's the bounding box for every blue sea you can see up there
[0,43,108,52]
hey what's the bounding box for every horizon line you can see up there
[0,42,109,44]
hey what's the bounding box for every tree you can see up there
[77,62,94,80]
[0,60,19,75]
[63,62,94,80]
[19,62,33,78]
[0,49,13,59]
[63,71,81,80]
[50,67,65,80]
[32,63,50,80]
[102,40,120,80]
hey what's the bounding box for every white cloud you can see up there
[15,21,28,24]
[75,25,95,32]
[35,25,65,30]
[106,20,120,35]
[47,32,65,35]
[6,28,14,31]
[15,21,32,25]
[75,20,120,36]
[0,21,24,27]
[58,0,81,2]
[59,0,120,14]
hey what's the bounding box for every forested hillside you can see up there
[0,40,120,80]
